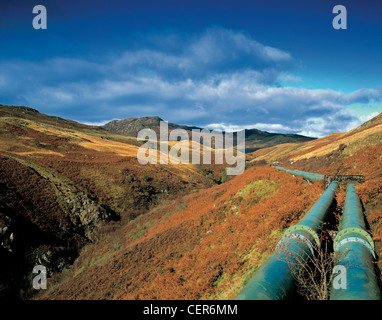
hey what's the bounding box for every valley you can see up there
[0,104,381,300]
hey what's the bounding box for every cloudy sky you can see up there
[1,0,381,137]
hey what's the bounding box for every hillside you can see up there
[0,104,224,299]
[35,111,382,300]
[1,104,381,300]
[38,165,324,299]
[102,117,316,153]
[249,112,382,167]
[244,128,315,153]
[248,112,382,272]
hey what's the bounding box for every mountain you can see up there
[243,128,315,152]
[102,117,316,152]
[102,116,203,137]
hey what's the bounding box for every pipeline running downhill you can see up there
[235,180,338,300]
[235,167,381,300]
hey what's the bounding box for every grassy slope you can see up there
[0,105,223,298]
[249,113,382,164]
[38,166,324,300]
[0,105,219,216]
[2,105,380,299]
[35,112,382,300]
[248,112,382,277]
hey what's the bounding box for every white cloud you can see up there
[206,122,294,133]
[278,74,303,83]
[77,119,116,126]
[0,27,381,137]
[360,111,379,122]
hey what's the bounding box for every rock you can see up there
[31,246,74,277]
[52,180,115,241]
[63,191,113,241]
[0,214,14,253]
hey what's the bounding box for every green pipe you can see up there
[235,181,338,300]
[330,183,381,300]
[292,170,324,182]
[273,166,324,182]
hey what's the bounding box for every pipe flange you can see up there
[333,227,374,251]
[334,236,376,259]
[275,233,315,255]
[282,225,321,248]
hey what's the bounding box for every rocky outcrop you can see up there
[63,191,114,241]
[0,214,14,253]
[102,116,202,137]
[10,157,117,242]
[31,246,75,277]
[102,116,164,136]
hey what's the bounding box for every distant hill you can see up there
[243,128,315,152]
[102,116,316,152]
[249,112,382,170]
[102,116,203,137]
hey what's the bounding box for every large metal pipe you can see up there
[273,166,324,182]
[235,181,338,300]
[330,183,381,300]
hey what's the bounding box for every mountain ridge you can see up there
[102,116,316,153]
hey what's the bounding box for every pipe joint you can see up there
[282,225,321,248]
[275,225,321,256]
[334,227,375,259]
[334,236,376,259]
[334,227,374,251]
[275,233,315,255]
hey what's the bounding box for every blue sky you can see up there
[1,0,381,137]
